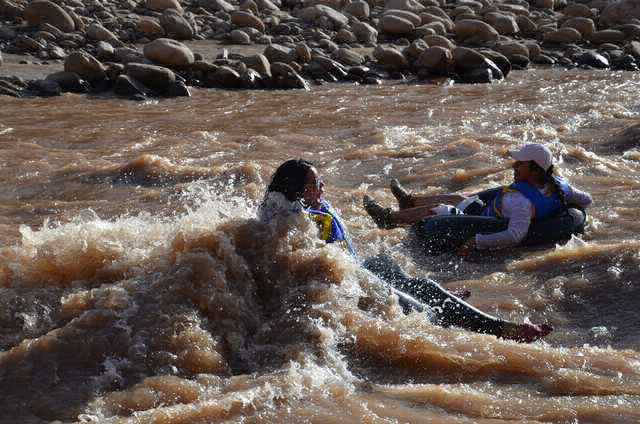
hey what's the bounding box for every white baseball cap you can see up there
[510,143,554,171]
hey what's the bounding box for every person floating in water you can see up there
[362,143,592,255]
[258,159,553,343]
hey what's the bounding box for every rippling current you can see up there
[1,68,640,423]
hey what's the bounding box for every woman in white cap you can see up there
[363,143,592,254]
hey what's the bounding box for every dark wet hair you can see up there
[528,162,566,205]
[266,159,314,202]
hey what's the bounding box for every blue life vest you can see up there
[306,200,356,256]
[482,177,570,220]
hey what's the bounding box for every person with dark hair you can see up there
[259,159,554,343]
[363,144,592,255]
[259,159,354,254]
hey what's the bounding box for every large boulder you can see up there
[231,11,265,32]
[125,63,176,91]
[373,45,408,70]
[146,0,183,13]
[23,0,75,33]
[87,23,122,47]
[600,0,640,28]
[561,17,596,38]
[380,14,415,35]
[160,9,194,39]
[64,51,106,82]
[454,19,499,45]
[542,27,582,43]
[416,45,453,75]
[143,38,194,67]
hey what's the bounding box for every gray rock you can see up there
[344,0,370,20]
[230,29,251,44]
[23,0,75,33]
[352,21,378,45]
[380,14,415,35]
[46,71,89,92]
[125,63,176,91]
[333,47,365,66]
[264,44,295,63]
[144,38,195,67]
[166,80,190,96]
[206,66,243,88]
[146,0,183,13]
[32,79,61,96]
[64,51,106,82]
[87,23,122,47]
[231,11,265,32]
[454,19,499,45]
[96,41,116,61]
[160,9,194,40]
[240,54,272,76]
[373,45,409,70]
[199,0,236,13]
[416,45,453,75]
[298,5,349,30]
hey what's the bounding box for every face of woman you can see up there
[512,160,533,183]
[302,167,324,209]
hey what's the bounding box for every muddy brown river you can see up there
[1,68,640,423]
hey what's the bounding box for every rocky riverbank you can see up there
[1,0,640,99]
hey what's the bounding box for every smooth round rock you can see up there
[230,29,251,44]
[543,27,582,43]
[344,0,369,20]
[380,14,415,35]
[159,9,193,40]
[143,38,194,67]
[561,17,595,38]
[23,0,75,33]
[416,45,453,75]
[64,51,105,82]
[231,11,265,32]
[454,19,499,44]
[137,17,165,37]
[373,45,409,70]
[125,63,176,91]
